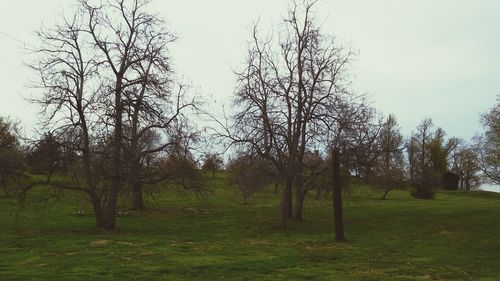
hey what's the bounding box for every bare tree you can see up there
[30,9,107,227]
[202,153,224,178]
[451,144,480,190]
[26,132,70,183]
[371,114,406,199]
[81,0,181,229]
[407,118,435,198]
[212,1,358,228]
[474,97,500,185]
[227,154,272,204]
[407,119,458,198]
[335,106,382,181]
[30,0,176,229]
[157,126,208,196]
[122,76,198,210]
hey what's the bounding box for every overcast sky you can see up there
[0,0,498,141]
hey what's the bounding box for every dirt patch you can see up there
[90,240,110,247]
[117,241,144,246]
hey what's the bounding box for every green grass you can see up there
[1,173,500,280]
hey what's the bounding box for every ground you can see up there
[0,173,499,280]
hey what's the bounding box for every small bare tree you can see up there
[406,119,458,199]
[157,126,208,196]
[407,119,435,198]
[202,153,224,178]
[451,144,480,190]
[227,154,272,204]
[371,114,406,199]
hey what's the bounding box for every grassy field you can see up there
[1,173,500,281]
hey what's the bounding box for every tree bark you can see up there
[131,181,145,211]
[88,189,105,228]
[278,176,293,229]
[78,93,110,229]
[104,79,124,230]
[332,148,345,241]
[294,190,306,221]
[287,180,293,219]
[293,172,306,220]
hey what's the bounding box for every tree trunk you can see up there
[103,187,119,230]
[105,79,124,231]
[293,173,306,220]
[131,181,145,211]
[278,177,292,229]
[1,185,9,198]
[332,148,345,241]
[381,189,391,200]
[77,93,105,228]
[46,170,54,184]
[129,92,145,211]
[1,174,8,197]
[287,180,293,219]
[102,202,117,230]
[323,188,330,199]
[89,190,105,229]
[79,105,110,230]
[294,190,306,221]
[315,186,322,200]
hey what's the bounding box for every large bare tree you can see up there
[30,0,177,229]
[215,1,358,228]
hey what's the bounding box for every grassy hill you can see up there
[1,173,499,280]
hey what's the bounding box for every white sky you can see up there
[0,0,498,141]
